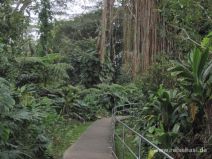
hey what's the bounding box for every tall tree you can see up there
[0,0,31,55]
[98,0,168,77]
[38,0,53,56]
[97,0,115,63]
[98,0,211,78]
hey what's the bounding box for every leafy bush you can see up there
[16,54,71,87]
[170,48,212,131]
[169,47,212,158]
[136,55,176,94]
[130,46,212,158]
[58,83,142,121]
[67,50,114,88]
[0,78,51,159]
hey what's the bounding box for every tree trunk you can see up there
[98,0,173,78]
[97,0,115,63]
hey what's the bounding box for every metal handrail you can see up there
[112,103,174,159]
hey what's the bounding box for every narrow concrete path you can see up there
[63,118,114,159]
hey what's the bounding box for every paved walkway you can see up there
[63,118,114,159]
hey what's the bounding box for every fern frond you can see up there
[47,63,72,81]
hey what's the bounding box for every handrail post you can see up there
[122,125,125,159]
[138,136,141,159]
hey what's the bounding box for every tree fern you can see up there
[16,54,72,86]
[47,63,71,82]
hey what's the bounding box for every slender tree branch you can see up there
[168,24,212,53]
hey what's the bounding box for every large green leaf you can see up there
[202,61,212,82]
[0,78,15,114]
[0,125,10,143]
[191,49,202,82]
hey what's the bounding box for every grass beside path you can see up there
[47,119,91,159]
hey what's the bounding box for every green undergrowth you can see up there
[115,121,137,159]
[115,120,162,159]
[47,119,91,159]
[115,138,135,159]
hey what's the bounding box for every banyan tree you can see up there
[98,0,173,77]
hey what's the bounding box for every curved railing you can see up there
[112,103,174,159]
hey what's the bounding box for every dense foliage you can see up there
[0,0,211,159]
